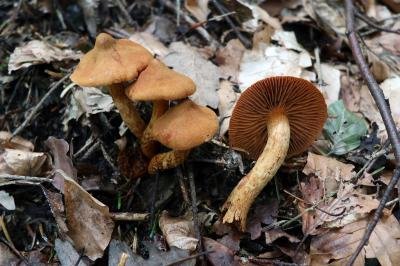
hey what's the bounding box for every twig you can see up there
[0,174,52,183]
[12,73,71,137]
[110,212,150,221]
[211,0,252,48]
[186,163,205,265]
[115,0,135,26]
[73,135,96,159]
[355,10,400,35]
[345,0,400,264]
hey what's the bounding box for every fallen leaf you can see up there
[303,152,355,182]
[324,100,368,155]
[42,187,68,237]
[203,237,235,266]
[108,240,195,266]
[159,211,198,251]
[0,131,34,151]
[215,39,246,81]
[265,228,300,244]
[0,148,47,176]
[45,137,77,192]
[185,0,210,22]
[0,243,19,265]
[218,80,239,137]
[8,40,81,73]
[163,42,220,108]
[64,173,114,260]
[381,77,400,125]
[318,63,341,105]
[310,214,400,265]
[129,32,170,57]
[54,239,88,266]
[0,190,15,210]
[271,30,305,52]
[77,0,98,38]
[246,200,278,240]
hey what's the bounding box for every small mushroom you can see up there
[125,59,196,158]
[146,99,218,174]
[71,33,153,138]
[222,76,327,230]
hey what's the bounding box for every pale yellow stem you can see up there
[148,150,190,174]
[222,113,290,230]
[141,100,169,158]
[108,84,146,138]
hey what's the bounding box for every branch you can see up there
[344,0,400,265]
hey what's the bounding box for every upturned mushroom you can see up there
[146,99,218,174]
[125,59,196,158]
[70,33,153,138]
[222,76,327,230]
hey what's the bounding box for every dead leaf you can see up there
[215,39,246,81]
[265,228,300,244]
[246,200,278,240]
[0,191,15,210]
[54,239,88,266]
[64,174,114,260]
[0,131,34,151]
[271,30,305,52]
[77,0,99,38]
[108,240,195,266]
[218,80,238,137]
[42,187,68,237]
[185,0,210,22]
[0,243,19,265]
[45,137,77,192]
[0,148,47,176]
[8,40,81,73]
[129,32,170,57]
[303,152,355,182]
[159,211,198,251]
[318,63,341,105]
[310,214,400,265]
[203,237,235,266]
[162,42,220,108]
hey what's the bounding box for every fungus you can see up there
[125,59,196,158]
[70,33,153,138]
[222,76,327,230]
[146,99,218,174]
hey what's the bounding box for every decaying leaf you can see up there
[159,211,198,251]
[64,174,114,260]
[185,0,210,22]
[218,80,239,137]
[0,190,15,210]
[203,237,235,266]
[265,228,300,244]
[310,214,400,265]
[303,152,355,182]
[318,63,341,105]
[324,100,368,155]
[215,39,246,82]
[0,148,47,176]
[8,40,81,73]
[54,239,88,266]
[163,42,220,108]
[0,243,19,265]
[0,131,34,151]
[129,32,170,57]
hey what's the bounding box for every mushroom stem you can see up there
[148,150,190,174]
[222,112,290,230]
[141,100,169,158]
[108,84,146,139]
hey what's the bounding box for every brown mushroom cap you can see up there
[125,59,196,101]
[151,99,218,150]
[70,33,153,87]
[229,76,327,160]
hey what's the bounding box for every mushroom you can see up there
[70,33,153,138]
[125,59,196,158]
[222,76,327,230]
[146,99,218,174]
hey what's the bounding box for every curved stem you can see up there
[108,84,146,138]
[222,113,290,230]
[141,100,169,158]
[148,150,190,174]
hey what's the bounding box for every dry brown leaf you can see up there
[265,228,300,244]
[129,32,169,57]
[159,211,198,251]
[0,131,34,151]
[310,214,400,265]
[8,40,81,73]
[64,174,114,260]
[218,80,239,137]
[0,148,47,176]
[303,152,355,182]
[185,0,210,22]
[203,237,235,266]
[215,39,246,81]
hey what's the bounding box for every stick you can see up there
[345,0,400,264]
[110,212,150,221]
[0,174,52,183]
[12,73,71,137]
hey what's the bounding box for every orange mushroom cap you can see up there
[125,59,196,101]
[229,76,327,160]
[70,33,153,87]
[151,99,218,150]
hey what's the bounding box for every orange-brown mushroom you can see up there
[125,59,196,157]
[146,99,218,174]
[222,76,327,230]
[71,33,153,138]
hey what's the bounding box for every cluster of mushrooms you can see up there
[70,33,218,174]
[71,33,328,231]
